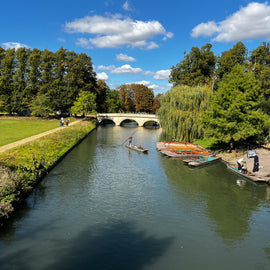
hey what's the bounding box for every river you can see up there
[1,125,270,270]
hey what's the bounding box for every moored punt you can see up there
[156,141,211,158]
[125,144,149,153]
[226,164,270,184]
[184,156,221,167]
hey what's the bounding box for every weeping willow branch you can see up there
[158,85,211,142]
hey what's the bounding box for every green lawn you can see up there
[0,119,60,147]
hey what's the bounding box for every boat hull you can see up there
[125,145,149,153]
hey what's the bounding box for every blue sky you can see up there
[1,0,270,94]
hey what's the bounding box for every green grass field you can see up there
[0,119,60,147]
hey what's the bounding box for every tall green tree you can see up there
[12,47,30,113]
[0,49,15,113]
[105,89,120,113]
[216,42,248,82]
[250,42,270,115]
[71,90,96,116]
[202,64,268,144]
[96,80,109,112]
[170,43,216,87]
[159,85,211,142]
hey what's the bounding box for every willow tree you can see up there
[158,85,211,142]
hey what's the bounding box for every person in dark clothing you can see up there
[128,136,132,146]
[253,154,259,173]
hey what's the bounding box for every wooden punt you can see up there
[226,165,270,183]
[184,156,221,167]
[125,144,149,153]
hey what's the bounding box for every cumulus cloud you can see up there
[110,64,142,74]
[97,72,109,80]
[64,14,172,49]
[2,42,30,50]
[154,69,170,80]
[116,53,136,62]
[150,83,172,93]
[76,38,93,49]
[191,2,270,42]
[126,80,151,86]
[97,65,116,71]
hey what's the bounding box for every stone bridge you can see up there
[96,113,160,127]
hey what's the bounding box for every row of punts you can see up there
[125,139,270,184]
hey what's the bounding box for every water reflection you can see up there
[161,158,268,242]
[50,221,174,270]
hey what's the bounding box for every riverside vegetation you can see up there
[0,120,96,224]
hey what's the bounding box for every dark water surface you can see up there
[1,126,270,270]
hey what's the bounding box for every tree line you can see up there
[159,42,270,147]
[0,47,159,117]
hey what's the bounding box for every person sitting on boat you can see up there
[242,160,247,174]
[237,158,244,172]
[128,136,133,146]
[138,144,143,149]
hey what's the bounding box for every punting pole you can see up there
[120,130,137,146]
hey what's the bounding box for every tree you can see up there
[118,84,135,112]
[158,85,211,142]
[0,49,15,114]
[152,94,161,114]
[202,64,268,144]
[30,94,53,117]
[71,91,96,116]
[96,80,109,112]
[12,47,30,113]
[169,43,216,87]
[134,84,154,113]
[216,42,248,82]
[105,89,120,113]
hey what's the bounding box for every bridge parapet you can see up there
[97,113,159,127]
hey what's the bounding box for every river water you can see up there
[1,126,270,270]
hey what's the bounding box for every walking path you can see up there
[0,119,82,153]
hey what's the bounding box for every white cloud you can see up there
[97,72,109,80]
[76,38,93,49]
[144,70,155,76]
[145,41,159,50]
[123,1,132,11]
[191,2,270,42]
[116,53,136,62]
[111,64,142,74]
[126,80,151,86]
[154,69,170,80]
[2,42,30,50]
[191,21,219,38]
[97,65,116,71]
[150,83,172,93]
[65,14,172,49]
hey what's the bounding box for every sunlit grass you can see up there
[0,119,60,147]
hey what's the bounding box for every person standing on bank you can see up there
[253,153,259,173]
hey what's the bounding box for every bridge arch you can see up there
[96,113,160,127]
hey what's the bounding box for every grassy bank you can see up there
[0,120,96,223]
[0,118,61,146]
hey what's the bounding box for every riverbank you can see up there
[217,148,270,183]
[0,119,96,225]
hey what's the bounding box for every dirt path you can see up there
[0,119,82,153]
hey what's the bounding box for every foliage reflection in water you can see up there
[0,126,270,270]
